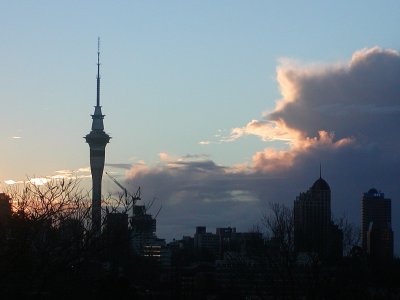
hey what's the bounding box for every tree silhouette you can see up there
[0,178,158,298]
[261,202,298,299]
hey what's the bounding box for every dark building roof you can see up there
[364,188,385,198]
[311,177,330,191]
[367,188,379,195]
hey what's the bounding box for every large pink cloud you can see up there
[270,47,400,143]
[231,47,400,167]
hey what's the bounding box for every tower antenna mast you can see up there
[319,162,322,178]
[97,37,101,107]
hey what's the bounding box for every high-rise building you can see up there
[294,175,342,259]
[130,205,160,255]
[194,226,220,258]
[85,39,111,232]
[361,188,393,261]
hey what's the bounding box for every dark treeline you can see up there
[0,180,399,299]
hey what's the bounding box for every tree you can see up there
[262,202,294,255]
[334,214,360,256]
[261,202,298,299]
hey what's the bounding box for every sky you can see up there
[1,1,400,251]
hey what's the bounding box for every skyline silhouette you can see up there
[0,175,397,298]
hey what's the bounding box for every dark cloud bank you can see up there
[122,47,400,252]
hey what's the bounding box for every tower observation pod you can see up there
[85,38,111,233]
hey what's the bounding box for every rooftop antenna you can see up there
[96,37,101,107]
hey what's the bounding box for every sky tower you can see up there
[85,38,111,232]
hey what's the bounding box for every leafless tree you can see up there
[1,177,139,298]
[261,202,298,299]
[262,202,294,253]
[334,214,360,256]
[8,178,90,225]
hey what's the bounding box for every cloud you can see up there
[55,169,74,175]
[230,119,299,143]
[52,168,92,180]
[269,47,400,146]
[229,47,400,148]
[3,167,93,186]
[4,177,53,186]
[29,177,51,186]
[252,131,354,173]
[125,155,269,239]
[226,47,399,177]
[4,180,23,185]
[123,47,400,250]
[105,163,132,170]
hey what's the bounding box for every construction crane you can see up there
[154,204,162,219]
[105,172,162,222]
[105,172,141,207]
[146,196,162,219]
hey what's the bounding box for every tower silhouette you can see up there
[85,38,111,233]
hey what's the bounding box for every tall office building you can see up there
[194,226,220,258]
[131,205,158,255]
[361,188,393,261]
[294,175,342,259]
[85,39,111,232]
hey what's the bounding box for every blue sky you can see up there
[1,1,400,246]
[1,0,398,179]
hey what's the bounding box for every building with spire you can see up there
[294,171,342,260]
[85,38,111,232]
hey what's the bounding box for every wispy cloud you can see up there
[55,169,73,175]
[4,180,23,185]
[77,167,91,173]
[229,119,300,143]
[29,177,51,185]
[3,167,93,186]
[105,163,132,170]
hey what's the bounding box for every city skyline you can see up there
[1,2,400,252]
